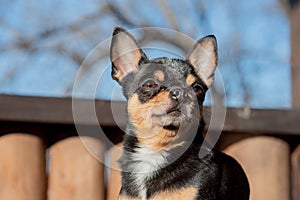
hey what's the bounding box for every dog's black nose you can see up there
[170,88,186,101]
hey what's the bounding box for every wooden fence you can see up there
[0,95,300,200]
[1,1,300,200]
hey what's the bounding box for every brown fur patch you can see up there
[127,92,171,129]
[150,187,198,200]
[186,74,196,86]
[138,128,177,150]
[127,92,177,150]
[154,70,165,82]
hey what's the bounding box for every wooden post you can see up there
[48,136,105,200]
[224,136,290,200]
[107,143,123,200]
[0,133,46,200]
[291,0,300,108]
[292,145,300,200]
[291,1,300,199]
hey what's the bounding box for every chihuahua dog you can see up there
[110,27,250,200]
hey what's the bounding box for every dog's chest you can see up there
[129,147,169,199]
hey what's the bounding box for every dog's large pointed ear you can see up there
[187,35,218,88]
[110,27,147,82]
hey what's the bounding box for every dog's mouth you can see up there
[163,124,179,130]
[151,104,186,129]
[153,105,182,118]
[166,106,182,116]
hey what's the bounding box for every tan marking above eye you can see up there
[186,74,196,86]
[154,70,165,82]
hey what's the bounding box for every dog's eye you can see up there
[142,80,158,89]
[192,83,204,94]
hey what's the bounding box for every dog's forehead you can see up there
[138,58,192,81]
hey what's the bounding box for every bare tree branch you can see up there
[155,0,180,31]
[0,4,110,84]
[1,5,108,52]
[105,2,138,27]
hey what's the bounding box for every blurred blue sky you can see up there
[0,0,291,108]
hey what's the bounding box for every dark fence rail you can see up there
[1,94,300,134]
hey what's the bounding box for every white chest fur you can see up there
[129,145,169,199]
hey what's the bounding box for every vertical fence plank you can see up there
[291,1,300,108]
[107,143,123,200]
[0,133,46,200]
[224,136,290,200]
[292,145,300,200]
[48,136,105,200]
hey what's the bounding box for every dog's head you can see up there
[110,27,217,149]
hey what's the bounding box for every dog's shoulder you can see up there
[215,151,250,200]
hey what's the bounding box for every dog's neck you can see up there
[125,116,206,149]
[119,121,210,199]
[121,118,207,170]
